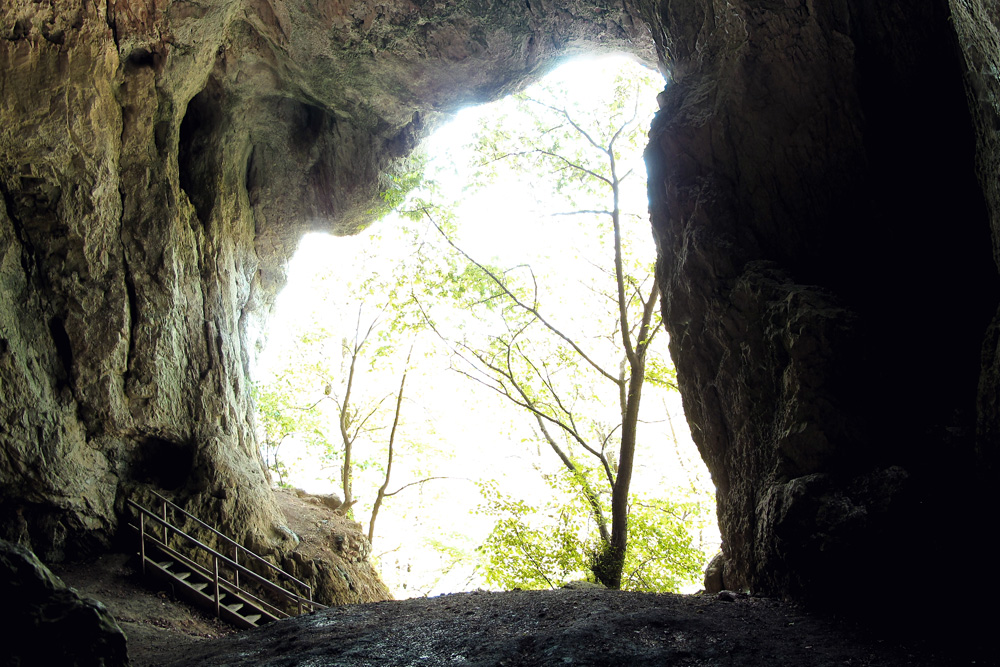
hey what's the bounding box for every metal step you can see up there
[128,499,323,631]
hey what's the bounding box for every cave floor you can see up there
[52,554,981,666]
[52,552,235,666]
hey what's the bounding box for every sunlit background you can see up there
[255,54,720,598]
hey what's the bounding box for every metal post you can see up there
[233,546,239,590]
[139,512,146,575]
[161,499,168,546]
[214,555,220,618]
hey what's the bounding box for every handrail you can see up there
[128,498,324,621]
[147,531,293,620]
[148,490,313,599]
[129,501,315,612]
[129,500,323,613]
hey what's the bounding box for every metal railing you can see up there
[128,492,324,621]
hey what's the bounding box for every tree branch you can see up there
[421,208,620,385]
[384,476,455,498]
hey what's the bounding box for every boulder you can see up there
[0,539,128,666]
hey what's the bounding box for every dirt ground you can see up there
[50,490,990,666]
[161,589,990,667]
[54,552,989,667]
[51,552,235,667]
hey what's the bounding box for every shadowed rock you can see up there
[0,539,129,666]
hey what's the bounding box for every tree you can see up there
[476,473,708,592]
[409,61,685,589]
[255,344,337,489]
[254,230,443,544]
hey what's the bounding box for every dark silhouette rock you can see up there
[0,539,128,666]
[643,0,1000,608]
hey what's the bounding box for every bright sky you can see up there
[257,55,719,597]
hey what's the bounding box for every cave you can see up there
[2,0,1000,659]
[130,436,197,491]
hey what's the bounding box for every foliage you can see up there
[476,473,711,592]
[403,59,695,589]
[476,477,593,590]
[620,495,712,592]
[253,223,439,538]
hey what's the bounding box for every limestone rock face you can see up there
[0,538,129,666]
[0,0,650,561]
[643,0,1000,601]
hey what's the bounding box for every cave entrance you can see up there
[255,55,719,597]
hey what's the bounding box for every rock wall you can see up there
[0,0,651,563]
[952,0,1000,487]
[643,0,1000,602]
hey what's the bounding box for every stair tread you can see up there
[132,496,316,632]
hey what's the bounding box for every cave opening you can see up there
[178,78,224,228]
[254,55,719,598]
[130,436,197,492]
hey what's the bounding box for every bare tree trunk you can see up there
[339,350,358,510]
[599,359,646,588]
[368,346,413,544]
[593,186,660,589]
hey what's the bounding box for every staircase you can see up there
[127,491,324,629]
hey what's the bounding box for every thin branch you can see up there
[484,148,612,188]
[421,208,620,385]
[384,476,455,498]
[511,522,557,589]
[350,395,392,441]
[548,209,613,218]
[601,423,623,454]
[293,394,336,412]
[524,97,609,156]
[369,345,414,544]
[635,278,661,358]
